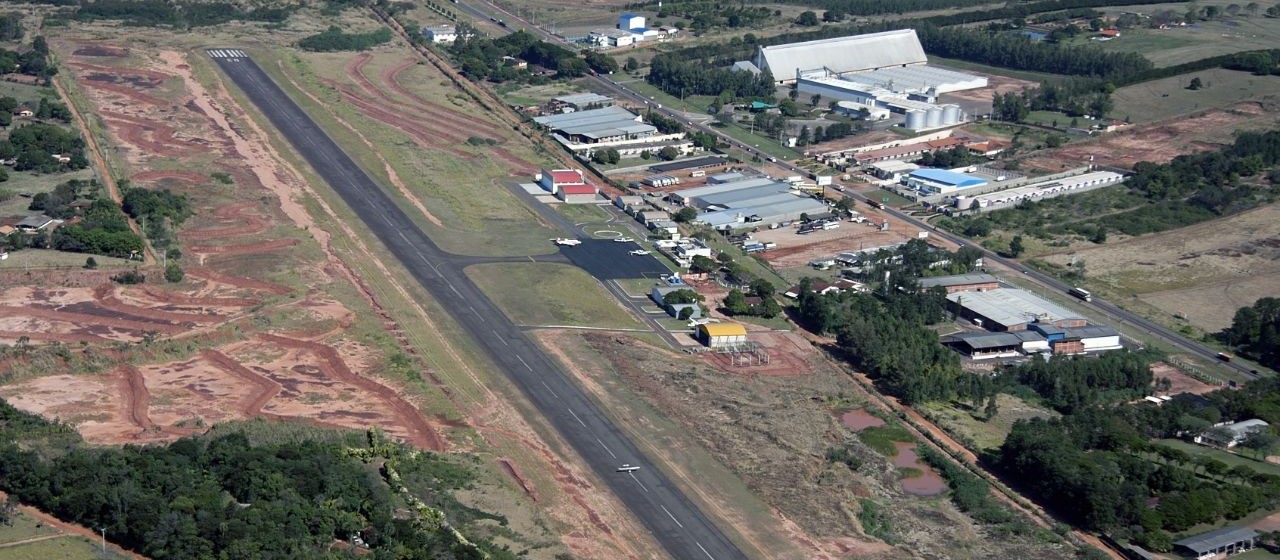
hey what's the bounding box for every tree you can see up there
[164,263,184,283]
[983,396,999,421]
[1246,1,1260,15]
[796,11,819,26]
[1189,77,1205,90]
[673,207,698,223]
[84,256,97,269]
[723,289,750,315]
[748,278,775,298]
[1008,235,1025,257]
[834,197,856,213]
[690,255,716,274]
[810,93,822,107]
[657,146,679,161]
[624,57,639,72]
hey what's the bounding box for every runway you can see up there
[206,48,748,560]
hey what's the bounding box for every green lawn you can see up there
[1155,438,1280,478]
[552,202,610,225]
[1024,110,1078,128]
[1091,15,1280,67]
[708,121,802,161]
[0,170,94,218]
[1111,68,1280,123]
[858,424,916,456]
[466,262,644,329]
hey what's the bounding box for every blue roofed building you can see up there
[906,168,988,195]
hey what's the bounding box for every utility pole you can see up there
[100,527,105,557]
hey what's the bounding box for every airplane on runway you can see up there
[613,237,634,243]
[629,250,650,256]
[616,464,640,473]
[553,238,582,246]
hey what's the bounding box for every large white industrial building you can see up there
[735,29,989,130]
[666,176,829,231]
[749,29,928,84]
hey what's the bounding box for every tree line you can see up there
[74,0,294,28]
[0,400,522,560]
[122,181,192,255]
[298,26,393,52]
[0,36,56,82]
[646,53,776,100]
[1219,298,1280,371]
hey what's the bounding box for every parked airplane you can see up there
[553,238,582,246]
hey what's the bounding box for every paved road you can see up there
[206,48,748,560]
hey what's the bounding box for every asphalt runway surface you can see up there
[207,49,747,560]
[563,239,670,280]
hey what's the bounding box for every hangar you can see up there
[948,288,1086,331]
[750,29,927,84]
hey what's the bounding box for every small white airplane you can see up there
[553,238,582,246]
[629,249,650,256]
[613,237,634,243]
[616,464,640,473]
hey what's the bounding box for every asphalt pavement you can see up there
[207,48,748,560]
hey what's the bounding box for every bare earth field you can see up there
[1039,203,1280,332]
[0,11,672,557]
[1018,98,1280,172]
[539,329,1078,560]
[755,212,920,272]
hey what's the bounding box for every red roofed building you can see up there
[538,168,587,193]
[1099,28,1120,38]
[556,183,599,203]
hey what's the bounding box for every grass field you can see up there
[466,262,644,329]
[0,81,58,106]
[1155,438,1280,478]
[0,249,135,270]
[1092,12,1280,67]
[858,424,915,455]
[0,169,94,217]
[1110,68,1280,123]
[920,394,1059,451]
[0,510,128,560]
[261,49,560,258]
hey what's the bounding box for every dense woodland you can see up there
[1219,298,1280,370]
[2,179,144,258]
[0,35,57,82]
[298,26,393,52]
[997,378,1280,549]
[74,0,293,28]
[0,401,520,560]
[647,54,775,99]
[1,123,88,173]
[122,182,192,254]
[448,29,587,82]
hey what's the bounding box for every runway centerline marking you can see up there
[661,505,684,528]
[596,437,617,459]
[567,408,588,428]
[629,472,649,492]
[516,355,533,371]
[697,542,716,560]
[540,380,559,398]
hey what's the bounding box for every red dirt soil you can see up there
[72,44,128,57]
[186,267,293,295]
[363,54,502,137]
[0,305,183,334]
[323,79,475,158]
[131,170,210,186]
[119,365,157,435]
[100,110,206,156]
[188,237,299,256]
[258,333,447,451]
[78,75,170,107]
[136,284,260,308]
[94,284,224,324]
[66,61,172,82]
[201,348,284,416]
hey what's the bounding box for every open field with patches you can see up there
[1092,4,1280,67]
[0,506,131,560]
[0,7,673,558]
[1111,69,1280,124]
[538,329,1079,560]
[919,394,1059,452]
[1017,97,1280,172]
[466,262,644,329]
[1038,203,1280,333]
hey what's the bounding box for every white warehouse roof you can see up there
[754,29,927,83]
[838,65,988,95]
[533,105,655,140]
[948,288,1084,329]
[698,197,828,228]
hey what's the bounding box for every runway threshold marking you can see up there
[660,504,684,528]
[566,407,588,428]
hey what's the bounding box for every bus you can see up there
[1068,287,1092,302]
[1217,352,1233,362]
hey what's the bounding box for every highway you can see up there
[205,48,748,560]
